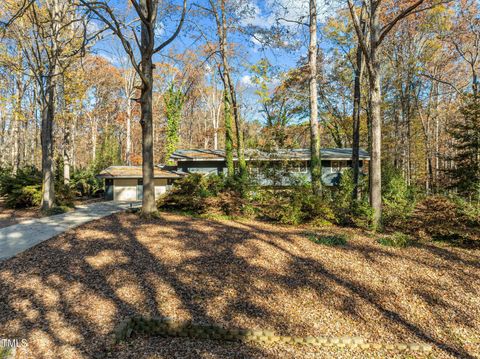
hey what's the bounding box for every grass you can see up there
[307,233,348,246]
[377,232,413,248]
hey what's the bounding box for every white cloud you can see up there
[240,75,254,87]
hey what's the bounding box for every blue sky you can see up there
[90,0,340,121]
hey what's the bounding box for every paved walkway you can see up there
[0,201,139,261]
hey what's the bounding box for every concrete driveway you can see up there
[0,201,139,262]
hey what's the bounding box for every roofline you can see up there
[175,157,370,162]
[171,148,370,161]
[96,175,182,179]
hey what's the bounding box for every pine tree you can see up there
[449,94,480,199]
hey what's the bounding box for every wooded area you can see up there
[0,0,478,227]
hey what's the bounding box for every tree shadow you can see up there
[0,212,478,358]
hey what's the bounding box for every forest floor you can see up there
[0,197,105,230]
[0,212,478,359]
[0,199,41,229]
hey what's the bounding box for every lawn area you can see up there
[0,212,478,358]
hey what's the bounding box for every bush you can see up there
[158,174,246,215]
[43,205,73,216]
[0,166,43,208]
[55,182,76,208]
[6,185,42,208]
[307,233,348,246]
[377,232,413,248]
[253,186,337,226]
[382,165,417,229]
[71,168,103,198]
[328,170,373,229]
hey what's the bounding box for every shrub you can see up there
[6,185,42,208]
[253,186,337,226]
[158,174,245,215]
[71,168,103,198]
[42,205,73,216]
[254,188,303,224]
[307,233,348,246]
[328,170,373,229]
[377,232,413,248]
[0,167,43,208]
[382,165,417,229]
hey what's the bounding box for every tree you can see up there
[4,0,89,210]
[351,10,366,201]
[347,0,451,228]
[224,90,234,176]
[250,58,293,148]
[309,0,322,195]
[448,94,480,198]
[80,0,187,214]
[164,83,185,164]
[204,0,247,179]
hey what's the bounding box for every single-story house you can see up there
[170,148,370,186]
[97,166,182,202]
[99,148,370,201]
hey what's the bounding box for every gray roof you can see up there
[170,148,370,162]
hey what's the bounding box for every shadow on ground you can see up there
[0,212,478,358]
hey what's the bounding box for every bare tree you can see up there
[347,0,451,228]
[80,0,187,213]
[207,0,247,179]
[352,8,366,201]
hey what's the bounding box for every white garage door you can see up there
[114,179,138,201]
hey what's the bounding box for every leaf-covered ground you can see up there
[0,199,41,229]
[0,212,478,358]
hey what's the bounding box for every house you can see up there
[99,148,370,201]
[171,148,370,186]
[97,166,182,202]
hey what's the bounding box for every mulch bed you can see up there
[0,199,41,229]
[0,212,478,358]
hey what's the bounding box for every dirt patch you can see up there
[0,212,478,358]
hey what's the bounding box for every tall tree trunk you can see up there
[352,18,366,202]
[126,100,132,165]
[309,0,321,195]
[139,0,156,213]
[90,114,97,162]
[224,91,234,177]
[72,116,77,170]
[13,47,23,173]
[369,70,382,228]
[216,0,246,179]
[63,125,71,184]
[41,75,55,210]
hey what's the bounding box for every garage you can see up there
[97,166,182,202]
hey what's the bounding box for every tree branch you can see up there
[153,0,188,54]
